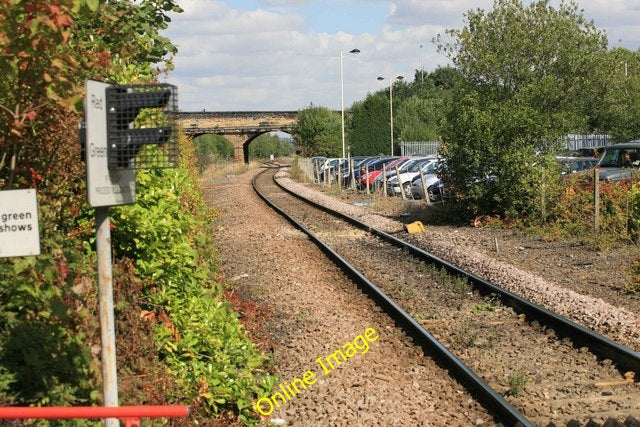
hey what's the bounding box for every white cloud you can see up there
[162,0,640,112]
[388,0,492,27]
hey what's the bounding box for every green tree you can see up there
[427,66,464,90]
[249,133,293,159]
[394,95,441,142]
[594,48,640,141]
[193,134,234,171]
[292,105,341,156]
[348,92,392,155]
[438,0,607,217]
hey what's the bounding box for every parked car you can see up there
[426,179,449,203]
[410,169,442,200]
[596,142,640,182]
[370,157,416,187]
[573,147,597,157]
[360,157,406,190]
[317,157,346,182]
[556,156,599,175]
[339,156,371,185]
[353,156,387,182]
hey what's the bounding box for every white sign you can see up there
[85,79,136,207]
[0,189,41,258]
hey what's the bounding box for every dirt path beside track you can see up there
[203,168,495,426]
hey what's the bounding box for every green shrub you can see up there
[0,223,99,411]
[546,172,635,247]
[112,166,275,424]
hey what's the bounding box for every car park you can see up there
[370,157,417,188]
[410,170,442,200]
[339,156,371,185]
[353,156,387,182]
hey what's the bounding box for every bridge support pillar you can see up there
[225,134,250,164]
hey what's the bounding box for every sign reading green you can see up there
[0,189,41,258]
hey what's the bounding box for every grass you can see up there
[471,293,501,313]
[454,322,478,348]
[198,160,261,186]
[410,309,441,321]
[437,267,471,294]
[478,325,498,349]
[507,372,528,397]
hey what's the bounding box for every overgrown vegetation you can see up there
[0,0,275,424]
[293,0,640,292]
[194,134,234,172]
[112,139,276,423]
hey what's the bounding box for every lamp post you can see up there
[420,44,424,84]
[377,75,403,155]
[340,48,360,158]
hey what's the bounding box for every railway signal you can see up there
[83,80,178,207]
[105,84,176,169]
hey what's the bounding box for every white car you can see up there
[387,157,440,197]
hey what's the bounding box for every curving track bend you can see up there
[253,165,640,427]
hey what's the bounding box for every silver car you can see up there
[596,142,640,182]
[410,170,441,200]
[387,157,440,197]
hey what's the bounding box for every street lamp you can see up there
[420,44,424,84]
[340,48,360,158]
[377,75,403,155]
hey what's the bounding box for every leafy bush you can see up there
[546,173,635,247]
[112,164,276,423]
[0,216,99,411]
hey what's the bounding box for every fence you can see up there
[566,134,611,151]
[297,158,315,182]
[400,141,440,156]
[400,136,613,154]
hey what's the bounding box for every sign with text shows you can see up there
[85,79,136,207]
[0,189,41,258]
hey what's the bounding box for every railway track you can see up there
[253,164,640,427]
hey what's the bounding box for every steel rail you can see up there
[252,166,533,427]
[270,166,640,376]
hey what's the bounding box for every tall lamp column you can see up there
[340,48,360,158]
[377,75,403,156]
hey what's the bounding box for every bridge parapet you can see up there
[182,125,294,136]
[177,111,297,130]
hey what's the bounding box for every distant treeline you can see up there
[194,133,294,170]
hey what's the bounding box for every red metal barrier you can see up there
[0,405,189,427]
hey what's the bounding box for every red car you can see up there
[359,157,407,189]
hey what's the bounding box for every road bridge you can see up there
[177,111,297,163]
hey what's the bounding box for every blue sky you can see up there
[161,0,640,112]
[226,0,391,34]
